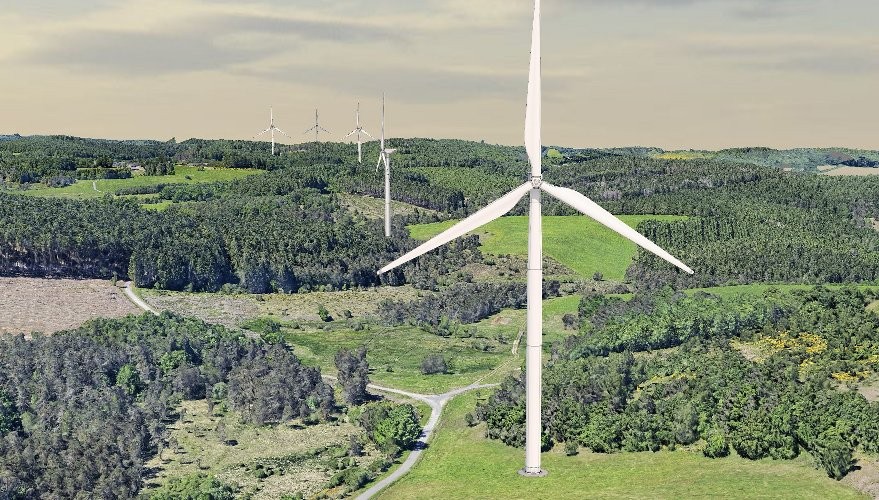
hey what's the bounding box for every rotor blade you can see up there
[275,127,292,139]
[361,129,375,140]
[524,0,541,174]
[540,182,694,274]
[379,182,532,274]
[319,127,331,135]
[254,128,271,138]
[376,153,383,174]
[303,126,317,135]
[346,129,358,138]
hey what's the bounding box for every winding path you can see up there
[356,381,498,500]
[121,285,503,499]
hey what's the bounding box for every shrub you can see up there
[149,473,235,500]
[703,427,729,458]
[421,355,449,375]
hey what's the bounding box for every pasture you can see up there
[409,215,688,280]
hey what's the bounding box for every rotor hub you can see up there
[530,175,543,188]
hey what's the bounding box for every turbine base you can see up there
[518,467,548,478]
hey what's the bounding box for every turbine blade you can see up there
[524,0,542,174]
[303,126,316,135]
[361,129,374,140]
[254,128,271,138]
[379,182,532,274]
[319,127,331,134]
[275,127,292,139]
[541,182,694,274]
[376,154,383,174]
[346,129,358,138]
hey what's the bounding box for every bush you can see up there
[358,402,422,456]
[318,304,333,322]
[703,426,730,458]
[421,354,449,375]
[149,473,235,500]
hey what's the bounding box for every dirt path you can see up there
[356,381,497,500]
[123,282,159,315]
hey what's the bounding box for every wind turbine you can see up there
[253,106,291,156]
[304,108,331,142]
[378,0,694,477]
[346,102,374,163]
[376,94,396,238]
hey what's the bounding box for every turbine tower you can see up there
[378,0,694,477]
[253,106,291,156]
[346,102,374,163]
[304,108,331,142]
[376,94,396,238]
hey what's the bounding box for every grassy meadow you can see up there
[378,392,866,500]
[409,215,687,280]
[20,165,260,201]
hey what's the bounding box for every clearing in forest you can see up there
[409,215,687,281]
[0,277,139,335]
[19,165,260,201]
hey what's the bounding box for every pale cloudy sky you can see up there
[1,0,877,149]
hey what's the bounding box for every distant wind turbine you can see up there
[303,109,331,142]
[253,106,291,156]
[345,102,374,163]
[376,94,396,238]
[378,0,694,477]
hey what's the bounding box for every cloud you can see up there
[686,34,879,75]
[23,12,402,75]
[236,63,529,104]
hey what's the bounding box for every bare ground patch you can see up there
[0,277,140,335]
[823,166,879,176]
[140,286,421,329]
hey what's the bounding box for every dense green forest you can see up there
[476,287,879,479]
[4,135,879,292]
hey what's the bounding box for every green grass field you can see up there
[20,165,260,200]
[378,392,865,499]
[409,215,687,280]
[285,325,511,394]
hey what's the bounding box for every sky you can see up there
[1,0,877,150]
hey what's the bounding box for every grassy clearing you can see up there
[651,151,716,161]
[338,194,439,219]
[469,295,581,350]
[20,165,260,200]
[823,167,879,176]
[409,215,687,281]
[285,325,510,394]
[379,392,866,500]
[143,400,377,500]
[140,286,421,329]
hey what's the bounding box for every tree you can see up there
[149,473,235,500]
[335,347,369,406]
[373,404,421,454]
[115,363,142,397]
[421,355,449,375]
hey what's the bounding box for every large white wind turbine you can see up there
[378,0,694,477]
[304,109,331,142]
[346,102,375,163]
[253,106,291,156]
[376,94,396,238]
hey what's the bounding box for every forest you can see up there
[4,136,879,294]
[475,287,879,479]
[0,314,419,499]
